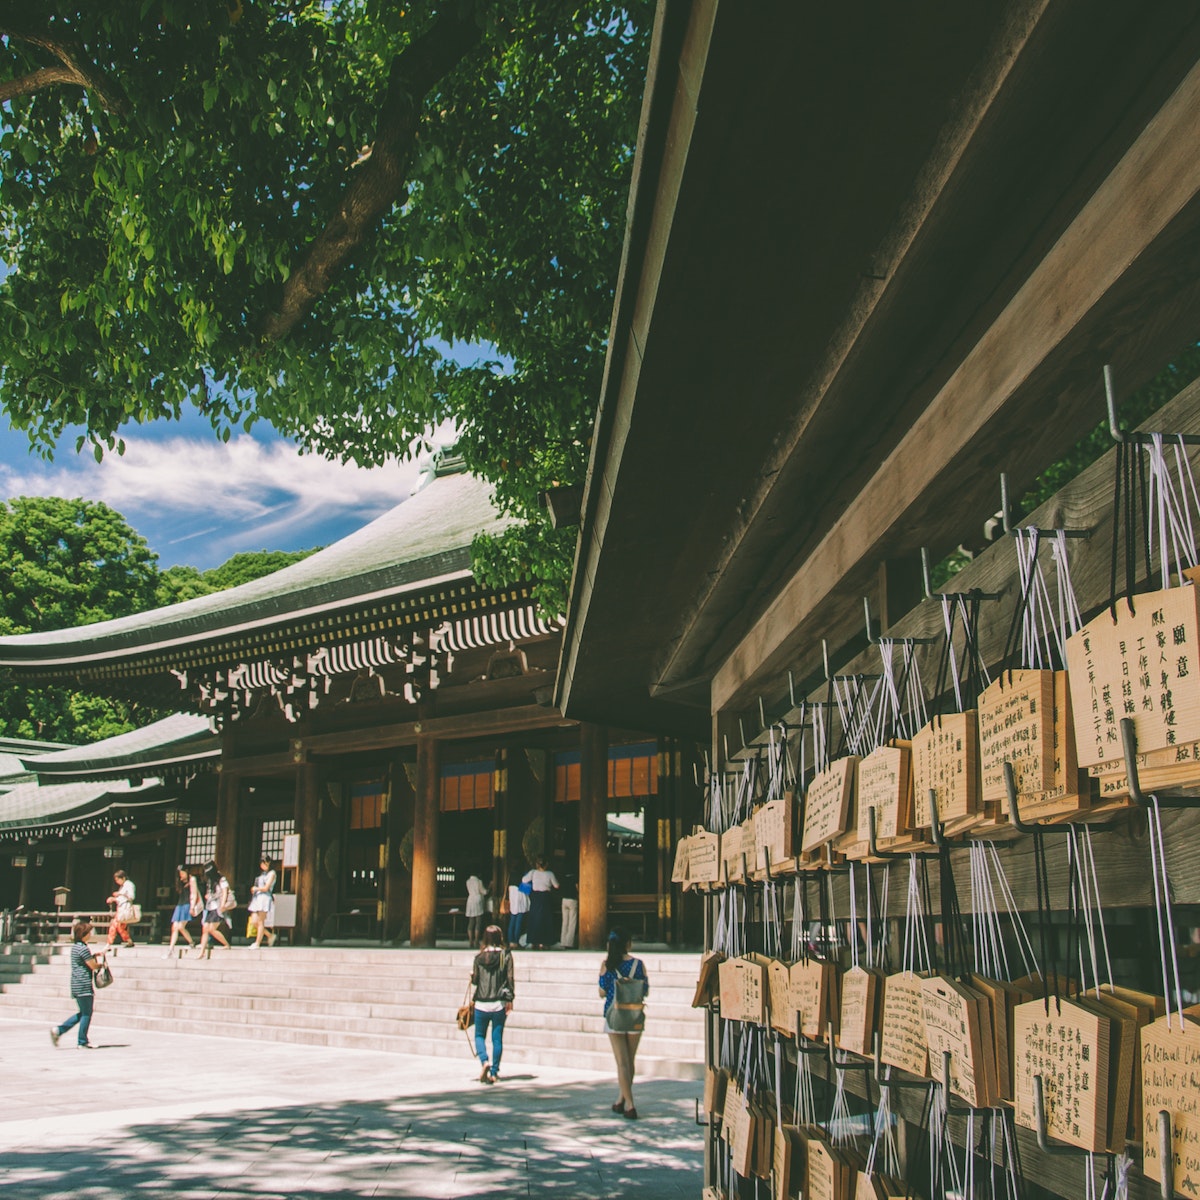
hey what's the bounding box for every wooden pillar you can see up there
[17,855,35,909]
[294,762,319,944]
[384,755,414,942]
[579,723,609,950]
[214,768,240,882]
[411,735,440,947]
[492,747,509,910]
[63,843,77,897]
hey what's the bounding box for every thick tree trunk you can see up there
[258,3,486,342]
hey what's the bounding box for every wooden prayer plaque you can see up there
[722,823,745,884]
[1141,1012,1200,1200]
[855,743,911,842]
[671,833,691,885]
[718,955,768,1024]
[790,959,836,1041]
[692,949,725,1008]
[921,974,993,1108]
[912,713,979,826]
[768,958,795,1035]
[688,830,722,886]
[803,1128,849,1200]
[1013,998,1112,1153]
[978,670,1056,803]
[774,1125,805,1200]
[802,756,860,853]
[879,971,929,1077]
[1066,583,1200,769]
[837,965,882,1058]
[755,794,796,873]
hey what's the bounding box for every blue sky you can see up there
[0,408,455,570]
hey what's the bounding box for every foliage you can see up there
[154,547,319,606]
[0,496,158,741]
[0,3,653,612]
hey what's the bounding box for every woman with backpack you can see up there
[194,860,233,956]
[599,927,648,1120]
[470,924,514,1084]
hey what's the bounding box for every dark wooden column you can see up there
[214,768,241,881]
[384,755,414,942]
[294,762,320,944]
[17,855,35,908]
[492,747,508,908]
[411,735,440,947]
[579,723,609,950]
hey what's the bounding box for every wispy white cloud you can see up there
[0,423,457,566]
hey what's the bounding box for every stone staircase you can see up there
[0,942,705,1079]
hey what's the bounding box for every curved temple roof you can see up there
[0,467,514,672]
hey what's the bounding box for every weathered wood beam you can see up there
[712,52,1200,714]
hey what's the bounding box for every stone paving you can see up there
[0,1014,703,1199]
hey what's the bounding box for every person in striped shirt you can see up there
[50,920,104,1049]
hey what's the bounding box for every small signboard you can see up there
[282,834,300,868]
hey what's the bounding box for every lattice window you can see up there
[185,825,217,865]
[260,819,294,862]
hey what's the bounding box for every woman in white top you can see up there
[521,859,559,950]
[464,872,488,947]
[248,855,277,948]
[105,870,137,949]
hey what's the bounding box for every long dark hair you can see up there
[605,927,631,973]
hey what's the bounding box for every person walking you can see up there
[470,924,514,1084]
[557,870,579,948]
[50,919,104,1049]
[105,869,137,950]
[247,854,277,948]
[464,870,488,947]
[506,872,529,948]
[522,859,559,950]
[165,865,198,956]
[194,860,233,956]
[599,928,648,1119]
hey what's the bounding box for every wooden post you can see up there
[492,747,508,914]
[411,735,440,947]
[17,856,34,909]
[214,768,241,883]
[579,722,609,950]
[294,763,319,944]
[384,755,414,942]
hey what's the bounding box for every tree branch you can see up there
[0,24,125,114]
[258,3,487,342]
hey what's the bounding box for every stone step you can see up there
[0,945,705,1080]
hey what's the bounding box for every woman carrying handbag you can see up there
[470,924,514,1084]
[50,919,106,1049]
[599,927,648,1119]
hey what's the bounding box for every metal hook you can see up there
[1120,718,1200,809]
[939,1049,973,1115]
[694,1097,709,1128]
[823,639,831,681]
[1032,1074,1093,1156]
[927,791,946,847]
[788,670,797,709]
[872,1032,935,1090]
[794,1025,829,1056]
[867,806,905,860]
[921,547,933,600]
[1003,762,1071,835]
[1159,1108,1176,1200]
[1105,364,1200,447]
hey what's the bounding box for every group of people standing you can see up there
[464,861,578,951]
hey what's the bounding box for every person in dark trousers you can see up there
[471,924,515,1084]
[50,919,104,1048]
[521,859,559,950]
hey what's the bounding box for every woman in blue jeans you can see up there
[50,919,104,1048]
[470,924,514,1083]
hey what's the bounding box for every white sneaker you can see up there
[49,1026,60,1047]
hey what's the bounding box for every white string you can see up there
[958,592,991,689]
[939,596,965,712]
[1050,529,1084,640]
[1150,797,1184,1024]
[986,840,1040,981]
[848,862,859,970]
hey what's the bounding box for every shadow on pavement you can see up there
[0,1076,702,1200]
